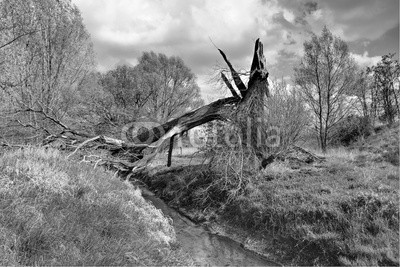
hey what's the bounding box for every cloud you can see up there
[276,0,399,42]
[316,0,399,41]
[71,0,398,100]
[351,51,381,68]
[304,1,318,15]
[73,0,282,72]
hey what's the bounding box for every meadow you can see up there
[0,147,190,265]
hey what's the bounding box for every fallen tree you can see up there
[43,39,271,173]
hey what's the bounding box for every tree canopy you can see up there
[0,0,94,140]
[100,52,204,125]
[367,54,400,125]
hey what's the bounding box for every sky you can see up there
[71,0,399,101]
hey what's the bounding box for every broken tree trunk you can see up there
[167,135,174,167]
[56,39,270,173]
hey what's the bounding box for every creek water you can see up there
[141,188,278,266]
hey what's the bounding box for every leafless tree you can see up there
[294,26,357,152]
[265,80,310,149]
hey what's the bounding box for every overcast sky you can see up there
[72,0,399,101]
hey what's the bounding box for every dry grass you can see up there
[0,147,190,266]
[224,146,399,266]
[141,143,399,266]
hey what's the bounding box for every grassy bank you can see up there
[142,140,399,265]
[0,147,190,265]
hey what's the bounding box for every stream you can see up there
[141,188,279,266]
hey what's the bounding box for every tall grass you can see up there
[225,159,399,266]
[0,147,189,265]
[142,147,399,266]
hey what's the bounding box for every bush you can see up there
[331,115,372,146]
[264,80,310,150]
[0,147,188,265]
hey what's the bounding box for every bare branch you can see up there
[221,72,241,99]
[0,30,40,50]
[218,49,248,96]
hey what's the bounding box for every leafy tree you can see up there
[294,26,357,152]
[73,71,116,135]
[96,53,204,134]
[0,0,94,141]
[100,65,154,125]
[135,52,204,122]
[330,114,371,146]
[367,54,400,125]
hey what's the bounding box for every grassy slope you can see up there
[0,147,190,266]
[142,126,399,266]
[352,123,400,166]
[227,152,399,266]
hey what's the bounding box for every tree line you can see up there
[0,0,398,153]
[295,26,399,152]
[0,0,203,142]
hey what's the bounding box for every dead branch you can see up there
[221,72,241,99]
[68,136,103,158]
[218,49,248,96]
[0,141,27,149]
[45,39,271,175]
[16,108,91,138]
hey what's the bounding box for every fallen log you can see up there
[50,39,270,173]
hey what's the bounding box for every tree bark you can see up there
[167,135,175,167]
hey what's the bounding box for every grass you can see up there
[141,143,399,266]
[231,156,399,266]
[0,147,190,266]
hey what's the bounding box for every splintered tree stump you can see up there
[60,39,270,172]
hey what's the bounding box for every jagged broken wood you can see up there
[51,39,270,173]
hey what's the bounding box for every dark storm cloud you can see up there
[349,24,400,59]
[303,1,318,15]
[275,0,398,40]
[318,0,398,40]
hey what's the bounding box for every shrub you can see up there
[264,80,310,150]
[0,147,188,266]
[331,115,372,146]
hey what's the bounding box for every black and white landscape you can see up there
[0,0,399,266]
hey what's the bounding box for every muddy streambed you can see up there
[140,187,278,266]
